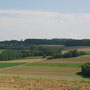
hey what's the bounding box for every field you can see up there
[0,49,5,53]
[38,55,90,63]
[0,63,25,69]
[0,55,90,81]
[62,46,90,53]
[26,63,83,67]
[0,77,90,90]
[0,46,90,89]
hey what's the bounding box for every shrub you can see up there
[79,51,86,55]
[71,50,80,57]
[47,56,55,60]
[63,51,72,58]
[81,63,90,77]
[43,55,46,58]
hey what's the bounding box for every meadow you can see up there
[0,49,5,53]
[0,63,26,69]
[26,63,83,67]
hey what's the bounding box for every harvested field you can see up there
[26,63,83,67]
[0,65,88,81]
[39,55,90,63]
[0,77,90,90]
[62,46,90,53]
[0,59,45,63]
[63,46,90,51]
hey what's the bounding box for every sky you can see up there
[0,0,90,40]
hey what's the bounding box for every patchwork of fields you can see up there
[0,46,90,89]
[0,55,90,81]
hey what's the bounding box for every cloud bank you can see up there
[0,9,90,40]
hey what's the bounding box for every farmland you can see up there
[0,63,25,69]
[0,46,90,89]
[0,55,90,81]
[0,0,90,89]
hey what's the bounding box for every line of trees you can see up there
[0,46,61,60]
[0,39,90,49]
[47,50,86,59]
[65,39,90,46]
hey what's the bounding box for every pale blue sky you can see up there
[0,0,90,13]
[0,0,90,40]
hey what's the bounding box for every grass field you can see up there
[84,51,90,55]
[0,49,5,53]
[26,63,84,67]
[0,63,25,69]
[39,45,90,51]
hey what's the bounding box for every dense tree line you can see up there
[65,39,90,46]
[0,46,61,60]
[0,39,90,50]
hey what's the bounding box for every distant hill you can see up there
[0,39,90,49]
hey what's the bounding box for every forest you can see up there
[0,39,90,50]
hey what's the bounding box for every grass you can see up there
[0,49,5,53]
[24,56,43,59]
[71,87,80,90]
[0,63,26,69]
[26,63,84,67]
[12,56,43,61]
[84,51,90,55]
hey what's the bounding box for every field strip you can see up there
[0,74,89,81]
[0,59,44,70]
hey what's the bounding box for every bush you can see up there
[71,50,80,57]
[81,63,90,77]
[63,51,72,58]
[43,55,46,58]
[79,51,86,55]
[47,56,55,60]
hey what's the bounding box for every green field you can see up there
[26,63,84,67]
[0,63,25,69]
[84,51,90,55]
[0,49,5,53]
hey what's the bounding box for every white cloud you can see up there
[0,9,90,40]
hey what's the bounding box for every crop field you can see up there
[0,77,90,90]
[26,63,83,67]
[0,55,90,80]
[62,46,90,53]
[39,45,64,48]
[0,64,83,80]
[0,60,89,81]
[40,45,90,51]
[38,55,90,63]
